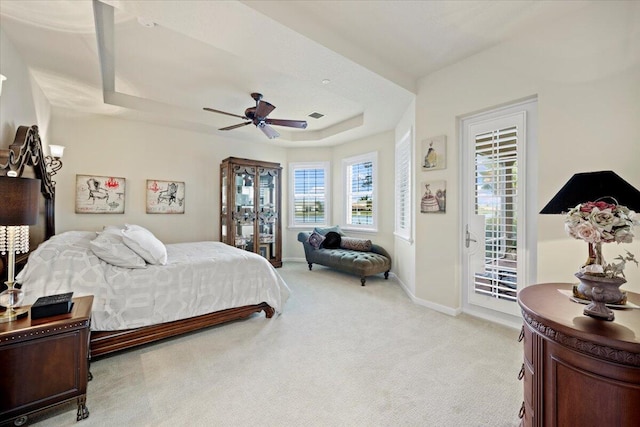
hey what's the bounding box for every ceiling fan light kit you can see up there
[258,122,280,139]
[204,93,307,139]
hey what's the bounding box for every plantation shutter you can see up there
[293,166,326,225]
[395,133,411,239]
[473,125,518,302]
[347,161,373,225]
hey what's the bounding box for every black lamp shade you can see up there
[540,171,640,214]
[0,177,40,225]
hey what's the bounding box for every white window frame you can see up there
[342,151,377,232]
[288,161,330,228]
[394,129,412,242]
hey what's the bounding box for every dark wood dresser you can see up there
[0,295,93,426]
[517,283,640,426]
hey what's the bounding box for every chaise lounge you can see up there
[297,229,392,286]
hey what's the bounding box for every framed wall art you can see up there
[421,135,446,171]
[420,180,446,213]
[76,175,126,214]
[146,179,185,214]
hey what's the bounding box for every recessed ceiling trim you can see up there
[91,0,367,144]
[93,0,115,93]
[290,114,364,142]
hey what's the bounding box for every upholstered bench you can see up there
[297,230,391,286]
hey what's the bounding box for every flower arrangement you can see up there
[565,200,639,277]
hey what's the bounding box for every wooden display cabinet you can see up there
[220,157,282,267]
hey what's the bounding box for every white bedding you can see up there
[17,231,290,330]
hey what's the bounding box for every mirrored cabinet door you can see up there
[233,165,255,251]
[220,157,282,267]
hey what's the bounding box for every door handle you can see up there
[465,225,477,248]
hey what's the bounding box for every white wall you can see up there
[0,28,51,148]
[414,0,640,315]
[285,130,397,262]
[51,109,287,244]
[50,109,397,261]
[4,1,639,314]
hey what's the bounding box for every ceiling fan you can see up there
[203,92,308,139]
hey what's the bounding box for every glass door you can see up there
[233,165,255,252]
[258,168,278,262]
[461,99,537,318]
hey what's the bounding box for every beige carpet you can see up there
[30,262,523,426]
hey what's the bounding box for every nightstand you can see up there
[517,284,640,426]
[0,295,93,426]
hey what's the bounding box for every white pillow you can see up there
[103,224,126,234]
[121,224,168,265]
[90,232,147,269]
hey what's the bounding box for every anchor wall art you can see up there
[146,179,185,214]
[76,175,126,214]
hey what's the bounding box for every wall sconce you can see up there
[0,74,6,96]
[45,145,65,183]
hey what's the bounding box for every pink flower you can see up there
[574,222,601,243]
[565,202,637,248]
[580,201,616,213]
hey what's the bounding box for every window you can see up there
[395,130,412,241]
[343,152,377,230]
[289,162,330,227]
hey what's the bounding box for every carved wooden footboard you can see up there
[90,302,275,358]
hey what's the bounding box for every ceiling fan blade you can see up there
[255,100,276,119]
[265,118,308,129]
[203,107,247,120]
[219,122,252,131]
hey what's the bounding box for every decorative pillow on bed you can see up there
[320,231,342,249]
[339,236,372,252]
[103,224,126,233]
[90,232,147,268]
[121,224,168,265]
[313,225,345,236]
[307,231,325,249]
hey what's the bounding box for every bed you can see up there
[1,125,289,358]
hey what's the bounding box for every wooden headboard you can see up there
[0,125,56,279]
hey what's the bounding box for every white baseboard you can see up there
[392,273,462,317]
[461,307,523,330]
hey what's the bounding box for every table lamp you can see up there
[0,176,40,323]
[540,170,640,320]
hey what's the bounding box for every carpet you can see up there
[28,262,523,426]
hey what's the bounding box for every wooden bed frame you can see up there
[90,303,274,358]
[1,125,277,358]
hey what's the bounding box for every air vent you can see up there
[308,112,324,119]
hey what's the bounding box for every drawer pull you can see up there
[518,363,525,380]
[518,326,525,342]
[518,401,525,419]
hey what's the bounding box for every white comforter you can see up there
[17,231,290,330]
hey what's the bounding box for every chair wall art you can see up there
[146,179,185,214]
[76,175,126,214]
